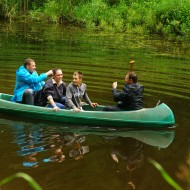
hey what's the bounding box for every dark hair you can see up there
[73,71,83,79]
[128,71,137,83]
[24,58,34,68]
[52,68,62,75]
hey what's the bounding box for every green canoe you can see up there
[0,93,175,128]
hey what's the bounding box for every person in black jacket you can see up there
[37,68,67,112]
[104,71,144,111]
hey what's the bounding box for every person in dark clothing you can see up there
[37,68,67,112]
[104,71,144,111]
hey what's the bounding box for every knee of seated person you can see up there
[61,97,66,104]
[59,104,65,109]
[56,103,65,109]
[24,89,34,95]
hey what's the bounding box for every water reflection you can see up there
[12,123,90,167]
[108,137,144,190]
[0,118,174,165]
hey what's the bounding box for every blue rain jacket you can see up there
[11,65,47,102]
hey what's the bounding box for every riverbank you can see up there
[0,0,190,36]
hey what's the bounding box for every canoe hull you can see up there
[0,93,175,128]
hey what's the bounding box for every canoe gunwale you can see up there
[0,93,175,127]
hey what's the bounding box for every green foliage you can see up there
[43,0,60,22]
[42,0,78,23]
[149,0,190,35]
[74,0,128,32]
[0,0,190,36]
[0,0,47,20]
[0,172,42,190]
[0,0,17,19]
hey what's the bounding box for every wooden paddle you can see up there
[129,60,135,72]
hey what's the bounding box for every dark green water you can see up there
[0,21,190,190]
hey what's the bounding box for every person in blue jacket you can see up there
[11,58,53,105]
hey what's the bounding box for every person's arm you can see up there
[83,92,92,105]
[47,96,59,112]
[66,85,81,112]
[83,85,97,108]
[112,89,122,100]
[112,82,127,102]
[40,81,45,87]
[18,70,52,84]
[43,81,59,112]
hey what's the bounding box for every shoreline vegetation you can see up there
[0,0,190,36]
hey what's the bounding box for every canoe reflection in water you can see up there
[7,118,175,175]
[76,126,174,190]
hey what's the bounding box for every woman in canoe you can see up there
[37,68,67,112]
[104,71,144,111]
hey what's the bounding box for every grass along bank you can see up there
[0,0,190,36]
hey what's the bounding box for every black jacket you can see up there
[37,78,67,107]
[112,83,144,111]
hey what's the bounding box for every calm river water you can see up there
[0,21,190,190]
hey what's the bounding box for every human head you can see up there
[24,58,36,73]
[73,71,83,86]
[125,72,137,84]
[52,68,63,83]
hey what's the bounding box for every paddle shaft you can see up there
[130,60,135,72]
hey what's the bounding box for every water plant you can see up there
[0,172,42,190]
[149,158,183,190]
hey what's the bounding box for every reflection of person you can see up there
[37,68,67,111]
[44,133,89,162]
[43,134,66,163]
[66,71,97,112]
[104,72,144,111]
[69,145,89,160]
[108,137,144,190]
[23,146,39,168]
[66,134,89,160]
[14,124,45,168]
[11,58,52,105]
[45,146,65,163]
